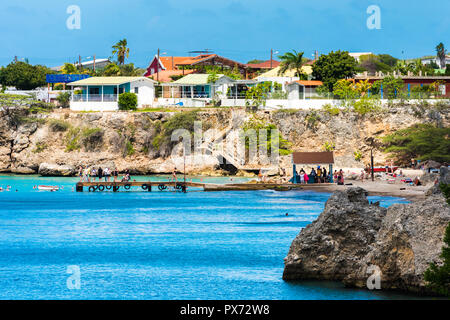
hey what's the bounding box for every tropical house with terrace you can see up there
[68,77,156,111]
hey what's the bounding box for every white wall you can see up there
[156,98,208,107]
[70,101,119,111]
[132,82,155,107]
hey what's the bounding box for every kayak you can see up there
[38,185,59,191]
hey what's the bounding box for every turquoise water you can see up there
[0,175,414,300]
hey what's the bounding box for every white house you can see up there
[286,80,324,100]
[68,77,156,111]
[421,55,450,69]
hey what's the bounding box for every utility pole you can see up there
[14,56,18,63]
[79,55,82,72]
[270,49,273,69]
[93,55,96,73]
[157,48,160,82]
[371,149,375,182]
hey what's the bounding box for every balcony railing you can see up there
[72,94,118,102]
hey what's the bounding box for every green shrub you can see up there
[65,127,81,152]
[56,92,71,108]
[241,116,292,156]
[125,140,135,156]
[48,119,70,132]
[322,141,335,152]
[424,214,450,296]
[32,142,47,153]
[81,127,101,138]
[382,124,450,165]
[305,111,321,130]
[151,111,203,152]
[352,97,381,115]
[354,150,362,162]
[118,92,138,111]
[322,103,340,116]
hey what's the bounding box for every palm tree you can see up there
[278,50,307,79]
[112,39,130,65]
[355,79,372,97]
[436,42,446,69]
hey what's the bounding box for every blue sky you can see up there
[0,0,448,68]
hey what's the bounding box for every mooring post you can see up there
[76,183,83,192]
[148,185,152,192]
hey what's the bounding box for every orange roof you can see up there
[147,69,195,83]
[246,60,280,69]
[296,80,323,86]
[159,57,192,71]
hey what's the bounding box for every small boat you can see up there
[38,185,60,191]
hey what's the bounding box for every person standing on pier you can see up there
[104,167,110,182]
[91,168,97,182]
[112,168,119,182]
[98,167,103,182]
[172,168,178,182]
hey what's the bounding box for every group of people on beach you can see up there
[296,166,329,184]
[78,166,132,183]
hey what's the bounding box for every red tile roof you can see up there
[147,69,195,83]
[296,80,323,86]
[246,60,280,69]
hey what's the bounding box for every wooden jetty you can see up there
[76,181,334,193]
[75,181,202,193]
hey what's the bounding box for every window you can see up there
[89,87,100,95]
[134,87,139,94]
[114,87,125,94]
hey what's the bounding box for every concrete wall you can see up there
[220,98,450,109]
[155,98,208,107]
[70,101,119,111]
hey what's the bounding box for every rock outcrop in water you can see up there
[283,168,450,295]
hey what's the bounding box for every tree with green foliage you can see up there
[424,217,450,296]
[118,92,138,110]
[333,79,357,99]
[358,54,393,74]
[56,92,71,108]
[204,65,242,80]
[377,54,399,68]
[241,116,291,156]
[436,42,447,69]
[371,75,404,99]
[118,63,144,76]
[382,124,450,165]
[61,63,77,74]
[245,82,272,109]
[247,59,264,64]
[312,50,357,91]
[278,50,307,79]
[0,62,54,90]
[112,39,130,65]
[102,63,121,76]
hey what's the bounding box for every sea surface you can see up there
[0,174,417,300]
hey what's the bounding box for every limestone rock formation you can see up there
[0,105,448,176]
[38,163,75,176]
[283,187,387,281]
[283,169,450,294]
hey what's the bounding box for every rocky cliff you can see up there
[0,104,448,175]
[283,167,450,295]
